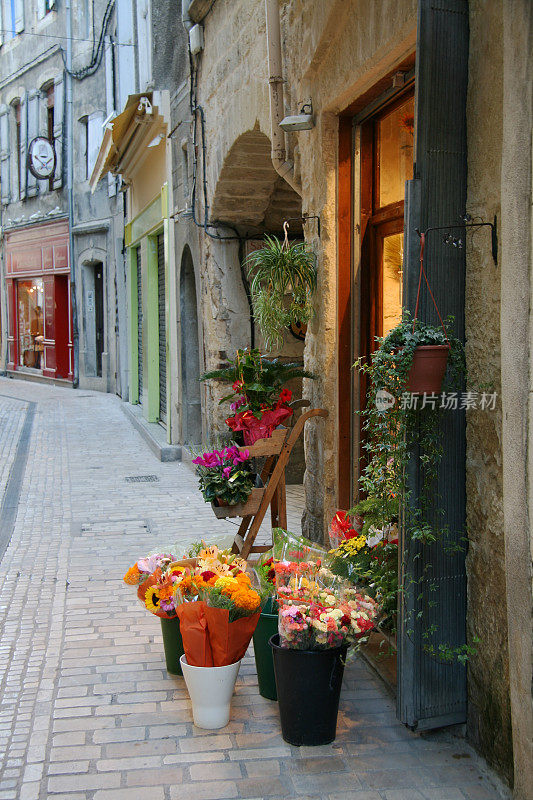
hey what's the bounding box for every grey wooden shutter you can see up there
[26,90,40,197]
[19,91,27,200]
[52,74,64,189]
[398,0,469,730]
[104,35,117,196]
[0,106,10,205]
[14,0,24,33]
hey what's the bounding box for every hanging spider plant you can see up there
[244,235,317,350]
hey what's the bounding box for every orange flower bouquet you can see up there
[175,571,261,667]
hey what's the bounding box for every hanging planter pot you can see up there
[180,655,242,729]
[406,344,450,394]
[269,634,347,746]
[252,598,278,700]
[160,617,184,676]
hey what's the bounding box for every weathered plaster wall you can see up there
[499,1,533,796]
[465,0,512,782]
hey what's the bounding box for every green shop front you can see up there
[89,92,173,437]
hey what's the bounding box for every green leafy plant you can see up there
[244,235,317,350]
[200,348,314,418]
[350,311,470,663]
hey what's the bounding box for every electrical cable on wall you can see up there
[60,0,115,80]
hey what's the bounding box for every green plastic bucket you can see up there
[252,598,278,700]
[160,616,184,675]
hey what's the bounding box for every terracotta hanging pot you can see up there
[406,345,450,394]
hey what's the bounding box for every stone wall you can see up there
[465,0,512,783]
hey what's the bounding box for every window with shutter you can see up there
[37,0,56,19]
[0,105,10,205]
[137,0,152,91]
[1,0,15,41]
[116,0,135,111]
[87,112,104,181]
[14,0,23,33]
[26,90,40,197]
[104,35,117,197]
[18,91,27,200]
[397,0,469,731]
[52,74,64,189]
[11,100,20,200]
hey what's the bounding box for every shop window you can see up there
[17,279,44,369]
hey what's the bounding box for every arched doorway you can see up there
[180,246,201,444]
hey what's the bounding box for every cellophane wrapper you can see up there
[276,564,379,650]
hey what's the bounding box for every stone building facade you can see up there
[170,0,531,795]
[0,0,128,393]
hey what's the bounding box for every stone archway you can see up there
[180,246,202,445]
[211,130,302,235]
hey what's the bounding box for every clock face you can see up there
[27,137,56,180]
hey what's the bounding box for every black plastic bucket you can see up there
[269,633,347,746]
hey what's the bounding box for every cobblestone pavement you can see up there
[0,378,508,800]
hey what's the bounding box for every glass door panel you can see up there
[17,278,44,369]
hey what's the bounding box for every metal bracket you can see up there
[284,213,321,238]
[416,214,498,266]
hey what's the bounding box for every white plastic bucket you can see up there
[180,655,242,729]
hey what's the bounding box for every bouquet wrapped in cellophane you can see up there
[274,559,378,651]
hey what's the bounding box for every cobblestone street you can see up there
[0,378,508,800]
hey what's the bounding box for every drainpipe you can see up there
[66,0,79,387]
[181,0,193,31]
[264,0,301,196]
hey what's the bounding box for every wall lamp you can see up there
[280,102,314,131]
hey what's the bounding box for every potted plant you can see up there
[270,560,378,746]
[123,545,250,675]
[354,315,477,664]
[192,444,262,517]
[368,312,464,395]
[244,235,317,350]
[251,555,279,700]
[175,570,261,729]
[200,348,315,445]
[123,552,183,674]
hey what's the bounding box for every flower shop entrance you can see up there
[337,0,469,731]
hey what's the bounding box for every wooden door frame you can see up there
[337,87,414,510]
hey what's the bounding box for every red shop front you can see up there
[5,220,72,381]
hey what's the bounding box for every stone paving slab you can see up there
[0,378,509,800]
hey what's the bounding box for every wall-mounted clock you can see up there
[27,137,56,181]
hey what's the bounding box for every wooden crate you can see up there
[211,487,265,519]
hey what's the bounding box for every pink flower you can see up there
[223,466,232,478]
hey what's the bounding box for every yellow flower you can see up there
[145,586,160,614]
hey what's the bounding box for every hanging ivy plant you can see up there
[351,311,477,664]
[244,235,317,350]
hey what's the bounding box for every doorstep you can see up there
[121,402,181,462]
[4,369,73,388]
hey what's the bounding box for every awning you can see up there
[90,93,158,192]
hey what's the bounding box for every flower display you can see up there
[192,445,255,506]
[200,349,315,445]
[274,559,378,650]
[328,526,398,635]
[328,510,363,549]
[123,545,249,619]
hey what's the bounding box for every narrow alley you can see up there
[0,379,506,800]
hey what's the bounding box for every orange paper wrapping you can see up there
[204,606,261,667]
[176,602,214,667]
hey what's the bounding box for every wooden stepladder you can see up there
[231,408,328,559]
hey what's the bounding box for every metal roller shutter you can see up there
[136,247,143,400]
[157,234,167,425]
